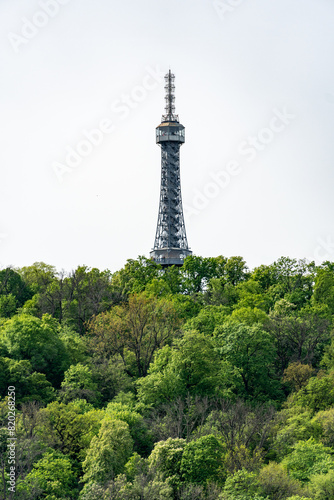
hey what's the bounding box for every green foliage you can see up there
[173,332,230,397]
[224,257,249,286]
[0,357,55,403]
[19,263,115,333]
[78,482,105,500]
[105,401,152,456]
[264,312,330,377]
[160,265,183,295]
[178,482,224,500]
[251,264,279,291]
[295,371,334,411]
[312,268,334,314]
[136,346,183,407]
[272,406,315,460]
[0,313,68,386]
[180,434,224,484]
[258,462,304,499]
[285,496,310,500]
[88,293,181,377]
[18,293,40,316]
[207,279,239,307]
[3,256,334,499]
[61,266,115,333]
[309,469,334,499]
[60,363,101,405]
[0,294,17,318]
[224,444,264,474]
[148,437,186,485]
[321,336,334,370]
[268,258,314,310]
[182,255,225,294]
[37,400,104,460]
[82,417,133,484]
[19,262,57,294]
[90,356,133,404]
[271,299,297,316]
[310,408,334,448]
[203,256,249,307]
[234,279,272,313]
[98,473,174,500]
[111,256,161,296]
[229,306,269,326]
[184,305,229,335]
[137,332,233,406]
[214,323,279,399]
[283,363,314,392]
[281,438,334,482]
[59,326,88,365]
[222,468,264,499]
[199,399,275,473]
[0,267,33,313]
[18,450,78,500]
[169,294,202,320]
[124,452,147,481]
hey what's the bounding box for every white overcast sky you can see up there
[1,0,334,273]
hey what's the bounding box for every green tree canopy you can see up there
[0,314,68,386]
[214,323,278,399]
[294,371,334,412]
[180,434,225,484]
[82,417,133,485]
[105,400,152,456]
[17,450,78,500]
[148,437,186,487]
[88,293,181,377]
[281,438,334,482]
[0,267,33,304]
[59,363,101,405]
[137,332,233,407]
[37,400,104,461]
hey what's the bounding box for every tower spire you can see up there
[162,70,178,122]
[150,70,192,267]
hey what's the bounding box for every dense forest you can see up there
[1,255,334,499]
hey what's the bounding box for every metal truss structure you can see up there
[150,70,192,267]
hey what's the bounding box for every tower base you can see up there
[150,248,192,267]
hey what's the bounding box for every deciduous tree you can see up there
[0,314,68,386]
[82,417,133,484]
[214,323,278,399]
[88,293,181,377]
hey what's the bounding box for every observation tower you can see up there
[150,70,192,267]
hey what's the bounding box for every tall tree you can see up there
[62,266,114,334]
[0,314,68,386]
[88,293,181,377]
[82,417,133,485]
[110,256,161,297]
[0,268,32,316]
[214,323,278,399]
[265,311,330,375]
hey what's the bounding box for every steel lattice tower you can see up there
[150,70,192,267]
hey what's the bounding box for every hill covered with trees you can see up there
[1,255,334,499]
